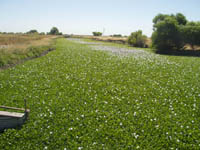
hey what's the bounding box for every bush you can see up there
[127,30,147,48]
[92,32,102,36]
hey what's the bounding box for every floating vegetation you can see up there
[0,38,200,149]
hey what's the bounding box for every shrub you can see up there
[127,30,147,48]
[92,32,102,36]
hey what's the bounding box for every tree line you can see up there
[152,13,200,51]
[27,27,62,35]
[92,13,200,51]
[0,27,62,35]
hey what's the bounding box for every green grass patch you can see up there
[0,38,200,149]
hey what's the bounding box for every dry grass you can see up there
[0,34,58,67]
[0,34,57,53]
[73,35,127,43]
[184,44,200,50]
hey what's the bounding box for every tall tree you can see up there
[49,27,59,35]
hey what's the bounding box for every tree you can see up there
[112,34,122,37]
[151,13,189,51]
[175,13,187,25]
[187,21,200,26]
[39,32,45,35]
[152,16,184,50]
[92,32,102,36]
[127,30,147,48]
[153,14,169,27]
[27,30,38,34]
[181,25,200,49]
[49,27,59,35]
[153,13,187,27]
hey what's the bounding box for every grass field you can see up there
[0,34,57,67]
[0,38,200,149]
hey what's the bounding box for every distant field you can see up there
[0,38,200,149]
[0,34,57,67]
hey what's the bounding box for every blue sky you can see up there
[0,0,199,36]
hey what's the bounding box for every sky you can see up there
[0,0,200,37]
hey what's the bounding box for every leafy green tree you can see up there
[27,30,38,34]
[153,13,187,26]
[49,27,59,35]
[58,32,63,35]
[128,30,147,48]
[92,32,102,36]
[153,14,169,27]
[187,21,200,26]
[181,25,200,49]
[152,17,184,50]
[175,13,187,25]
[112,34,122,37]
[152,13,188,51]
[39,32,45,35]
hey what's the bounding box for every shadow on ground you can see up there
[156,49,200,57]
